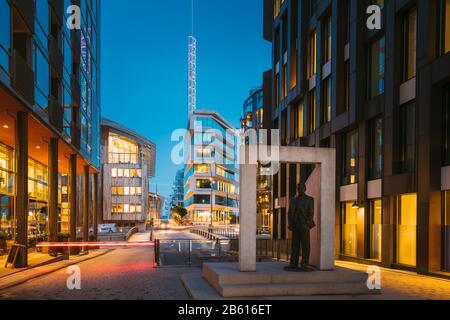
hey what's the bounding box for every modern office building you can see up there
[148,192,164,224]
[170,169,184,208]
[241,87,272,234]
[184,110,239,225]
[0,0,101,266]
[100,118,156,231]
[263,0,450,276]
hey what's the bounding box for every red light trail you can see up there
[36,241,155,248]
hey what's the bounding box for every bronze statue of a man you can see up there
[285,182,315,272]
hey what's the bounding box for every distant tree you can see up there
[172,206,188,218]
[170,213,183,226]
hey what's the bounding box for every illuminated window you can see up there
[293,101,303,139]
[341,130,358,185]
[443,190,450,271]
[369,199,383,261]
[0,144,14,195]
[322,77,331,124]
[28,158,48,201]
[308,90,316,134]
[396,194,417,266]
[439,0,450,55]
[194,164,211,174]
[308,30,317,79]
[341,202,358,257]
[108,133,139,164]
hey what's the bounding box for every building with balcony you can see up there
[263,0,450,276]
[100,118,156,231]
[0,0,101,266]
[184,110,239,225]
[240,87,272,234]
[170,169,184,208]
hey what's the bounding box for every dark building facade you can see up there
[264,0,450,276]
[0,0,101,266]
[241,88,272,234]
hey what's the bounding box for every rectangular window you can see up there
[369,199,383,261]
[274,0,281,19]
[368,117,383,180]
[368,36,385,99]
[396,102,416,173]
[344,0,350,44]
[308,30,317,79]
[402,8,417,81]
[341,202,358,257]
[341,130,358,185]
[344,61,350,112]
[443,190,450,271]
[308,90,316,134]
[0,144,14,195]
[439,0,450,55]
[108,133,139,164]
[0,0,10,73]
[396,194,417,267]
[443,85,450,165]
[323,16,332,64]
[322,77,331,124]
[295,101,304,139]
[282,64,287,99]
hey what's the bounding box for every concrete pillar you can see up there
[15,112,28,267]
[48,138,58,242]
[93,173,98,240]
[239,164,257,272]
[69,154,77,244]
[83,165,90,243]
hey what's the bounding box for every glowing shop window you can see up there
[396,194,417,266]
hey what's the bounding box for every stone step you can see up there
[220,281,375,298]
[203,263,368,286]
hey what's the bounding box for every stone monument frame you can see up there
[239,146,336,272]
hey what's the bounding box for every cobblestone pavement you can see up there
[331,261,450,300]
[0,247,196,300]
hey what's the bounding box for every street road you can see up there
[0,245,193,300]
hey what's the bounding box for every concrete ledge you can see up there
[202,262,379,298]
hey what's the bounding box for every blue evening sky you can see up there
[101,0,271,200]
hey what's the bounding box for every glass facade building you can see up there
[241,88,272,234]
[184,110,239,225]
[0,0,101,266]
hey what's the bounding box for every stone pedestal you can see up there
[198,262,378,298]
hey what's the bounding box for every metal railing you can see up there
[154,239,238,267]
[191,226,239,240]
[154,238,293,267]
[126,227,139,240]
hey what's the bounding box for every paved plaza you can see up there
[0,231,449,300]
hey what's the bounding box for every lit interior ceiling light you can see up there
[36,146,41,149]
[3,125,9,128]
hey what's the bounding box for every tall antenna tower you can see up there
[188,0,197,117]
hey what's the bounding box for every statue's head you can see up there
[297,183,306,196]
